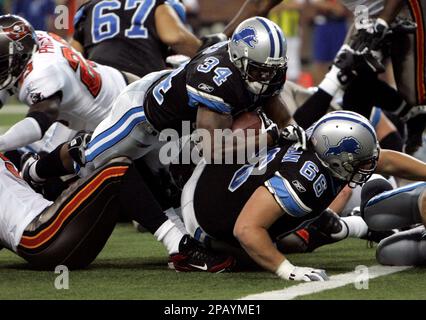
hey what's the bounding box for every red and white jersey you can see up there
[17,31,127,131]
[0,154,52,252]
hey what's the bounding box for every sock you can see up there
[29,161,46,182]
[154,220,184,255]
[331,219,349,240]
[165,207,188,236]
[341,216,369,238]
[35,143,70,178]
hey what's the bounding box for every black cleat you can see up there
[169,235,235,273]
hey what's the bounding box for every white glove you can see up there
[276,259,329,282]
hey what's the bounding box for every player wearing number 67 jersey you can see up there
[0,15,132,153]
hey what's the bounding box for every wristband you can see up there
[275,259,294,279]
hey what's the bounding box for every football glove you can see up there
[68,131,92,167]
[276,259,329,281]
[267,123,307,150]
[199,33,228,51]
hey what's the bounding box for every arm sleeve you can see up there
[293,88,333,129]
[0,117,42,152]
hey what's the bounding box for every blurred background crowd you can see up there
[0,0,356,87]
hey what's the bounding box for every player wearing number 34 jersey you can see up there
[0,15,128,152]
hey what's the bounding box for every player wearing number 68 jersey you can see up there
[0,15,131,153]
[181,111,426,281]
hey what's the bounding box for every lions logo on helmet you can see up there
[310,111,380,187]
[232,27,258,48]
[228,17,288,96]
[324,136,361,157]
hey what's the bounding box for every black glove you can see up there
[199,33,228,51]
[349,18,390,74]
[68,131,92,167]
[267,123,307,150]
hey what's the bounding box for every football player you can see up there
[24,17,295,272]
[71,0,201,77]
[0,15,134,153]
[338,0,426,154]
[361,178,426,265]
[180,110,426,281]
[0,153,132,270]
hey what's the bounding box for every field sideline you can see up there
[0,106,425,300]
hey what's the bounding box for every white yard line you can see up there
[240,265,411,300]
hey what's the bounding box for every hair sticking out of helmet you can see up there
[228,17,288,97]
[309,111,380,187]
[0,15,38,90]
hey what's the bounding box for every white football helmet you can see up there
[309,111,380,187]
[228,17,288,96]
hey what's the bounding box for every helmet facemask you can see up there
[0,15,38,90]
[235,55,287,96]
[324,150,379,188]
[0,42,33,90]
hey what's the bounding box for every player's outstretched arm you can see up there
[377,149,426,181]
[379,0,405,24]
[155,4,201,58]
[0,95,59,152]
[223,0,282,37]
[234,186,328,281]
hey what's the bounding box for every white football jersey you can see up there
[340,0,384,16]
[17,31,127,131]
[0,155,52,252]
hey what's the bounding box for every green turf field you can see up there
[1,224,425,300]
[0,106,425,300]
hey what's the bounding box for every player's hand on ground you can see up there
[288,266,329,282]
[276,259,329,282]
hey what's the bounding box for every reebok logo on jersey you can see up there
[198,83,214,93]
[292,180,306,193]
[232,27,258,48]
[324,136,361,157]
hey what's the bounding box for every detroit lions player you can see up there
[181,110,426,281]
[48,17,292,272]
[361,178,426,266]
[72,0,201,78]
[0,15,131,153]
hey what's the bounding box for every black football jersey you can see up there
[73,0,168,77]
[143,42,259,134]
[193,142,346,246]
